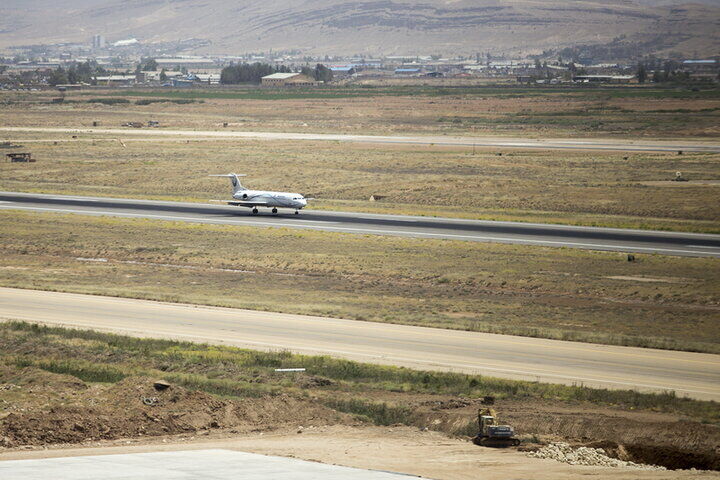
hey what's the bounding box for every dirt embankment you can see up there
[0,368,350,448]
[412,397,720,471]
[1,367,719,471]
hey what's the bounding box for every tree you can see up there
[220,62,291,85]
[48,68,68,86]
[637,63,647,84]
[314,64,333,83]
[300,66,314,78]
[160,69,167,81]
[143,58,158,71]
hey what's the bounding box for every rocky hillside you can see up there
[0,0,718,56]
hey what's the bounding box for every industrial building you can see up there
[261,72,317,86]
[93,74,136,86]
[155,57,216,70]
[572,75,636,84]
[91,34,105,49]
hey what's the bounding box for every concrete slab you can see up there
[0,449,420,480]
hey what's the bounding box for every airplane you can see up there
[210,173,308,215]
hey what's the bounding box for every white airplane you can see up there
[210,173,308,214]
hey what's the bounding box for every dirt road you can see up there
[1,287,718,400]
[2,126,720,152]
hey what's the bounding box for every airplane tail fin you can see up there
[209,173,247,193]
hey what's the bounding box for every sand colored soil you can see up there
[1,367,718,473]
[420,396,720,470]
[0,369,349,448]
[2,426,719,480]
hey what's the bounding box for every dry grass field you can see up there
[1,134,718,232]
[1,86,719,137]
[0,211,718,352]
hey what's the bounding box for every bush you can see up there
[135,99,198,105]
[87,98,130,105]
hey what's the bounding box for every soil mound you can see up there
[0,365,87,392]
[0,375,347,448]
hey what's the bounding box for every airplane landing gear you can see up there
[252,208,258,215]
[271,207,278,214]
[295,210,299,215]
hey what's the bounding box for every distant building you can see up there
[682,60,718,74]
[329,66,356,76]
[171,78,194,88]
[194,73,221,85]
[261,72,317,86]
[155,58,216,70]
[683,60,717,66]
[394,68,421,75]
[93,75,136,86]
[92,35,105,49]
[572,75,635,84]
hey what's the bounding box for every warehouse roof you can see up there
[262,72,301,79]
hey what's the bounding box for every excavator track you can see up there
[472,436,521,448]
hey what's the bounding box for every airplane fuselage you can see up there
[233,190,307,210]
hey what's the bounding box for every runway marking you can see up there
[1,204,719,257]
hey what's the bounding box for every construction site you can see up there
[0,319,718,478]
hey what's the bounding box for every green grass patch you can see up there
[323,398,414,425]
[86,98,131,105]
[2,321,718,423]
[135,98,201,105]
[76,84,720,102]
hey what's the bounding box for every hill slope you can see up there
[0,0,718,56]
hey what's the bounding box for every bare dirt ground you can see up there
[1,366,718,475]
[0,368,351,448]
[2,426,718,480]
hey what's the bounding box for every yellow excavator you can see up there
[471,408,520,447]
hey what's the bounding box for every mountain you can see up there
[1,0,718,57]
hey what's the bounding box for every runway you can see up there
[1,191,719,257]
[1,287,718,400]
[2,126,720,152]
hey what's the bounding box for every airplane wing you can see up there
[210,200,271,207]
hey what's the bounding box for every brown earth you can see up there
[1,367,719,471]
[410,396,720,470]
[2,425,719,480]
[0,368,351,448]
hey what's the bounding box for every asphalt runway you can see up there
[1,191,719,257]
[1,288,718,400]
[2,126,720,152]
